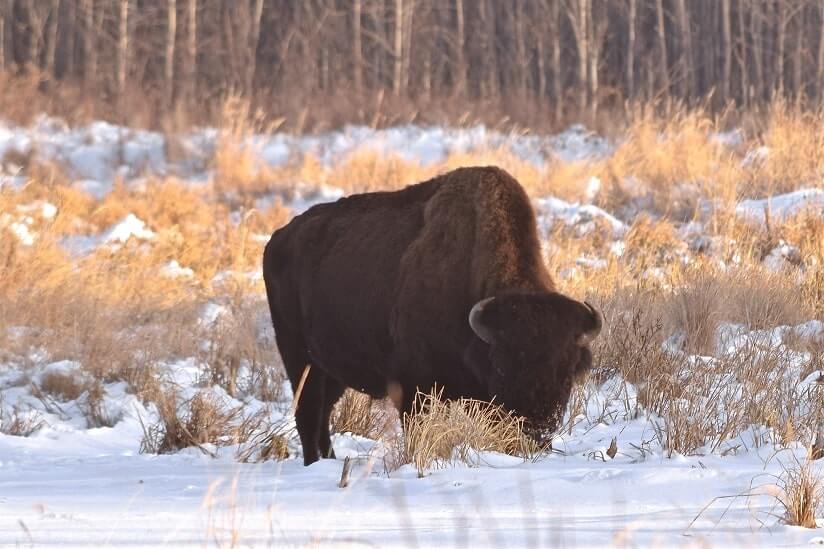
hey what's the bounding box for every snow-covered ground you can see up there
[3,342,824,547]
[2,119,824,547]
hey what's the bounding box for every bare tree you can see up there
[674,0,694,98]
[116,0,130,100]
[551,0,562,120]
[353,0,363,93]
[567,0,590,113]
[654,0,670,98]
[165,0,177,107]
[454,0,465,95]
[0,0,6,72]
[393,0,404,95]
[627,0,637,100]
[721,0,731,102]
[0,0,820,124]
[184,0,197,102]
[818,1,824,100]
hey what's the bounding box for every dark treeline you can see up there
[0,1,822,128]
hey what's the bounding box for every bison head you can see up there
[465,292,602,443]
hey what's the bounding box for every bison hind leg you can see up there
[290,365,327,466]
[319,376,346,459]
[275,331,327,466]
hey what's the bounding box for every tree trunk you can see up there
[674,0,694,99]
[627,0,636,101]
[166,0,177,107]
[184,0,197,102]
[775,0,785,96]
[401,0,414,94]
[566,0,589,113]
[654,0,670,98]
[353,0,362,93]
[514,0,527,97]
[393,0,403,96]
[791,11,802,100]
[455,0,465,95]
[62,0,76,78]
[81,0,95,88]
[751,0,764,101]
[117,0,130,100]
[45,0,60,79]
[587,1,599,117]
[27,5,43,70]
[721,0,731,102]
[0,1,5,73]
[245,0,264,96]
[551,0,562,120]
[736,1,748,106]
[537,32,546,99]
[818,1,824,100]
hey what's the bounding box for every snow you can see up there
[534,196,628,238]
[101,214,156,245]
[736,189,824,225]
[161,260,195,279]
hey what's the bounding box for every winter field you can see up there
[1,102,824,547]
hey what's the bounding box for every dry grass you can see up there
[402,387,545,477]
[234,408,292,462]
[198,291,285,401]
[0,398,45,437]
[330,390,384,439]
[38,370,87,402]
[773,454,823,528]
[139,390,244,455]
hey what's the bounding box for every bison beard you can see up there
[263,166,602,465]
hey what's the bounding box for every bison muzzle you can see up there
[263,166,602,465]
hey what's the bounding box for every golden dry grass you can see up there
[330,389,395,440]
[772,454,824,528]
[402,387,545,477]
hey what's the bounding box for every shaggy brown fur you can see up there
[263,166,601,465]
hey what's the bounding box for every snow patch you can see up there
[101,214,156,245]
[534,196,628,238]
[736,189,824,225]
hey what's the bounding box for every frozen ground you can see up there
[2,119,824,547]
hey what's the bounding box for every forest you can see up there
[0,0,822,128]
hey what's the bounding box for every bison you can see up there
[263,166,602,465]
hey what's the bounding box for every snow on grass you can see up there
[0,117,614,197]
[101,214,156,245]
[534,196,628,238]
[59,213,156,257]
[736,188,824,225]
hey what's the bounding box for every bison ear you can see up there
[469,297,497,344]
[576,301,603,345]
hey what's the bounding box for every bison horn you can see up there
[578,301,603,345]
[468,297,496,344]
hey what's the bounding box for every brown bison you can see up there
[263,166,602,465]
